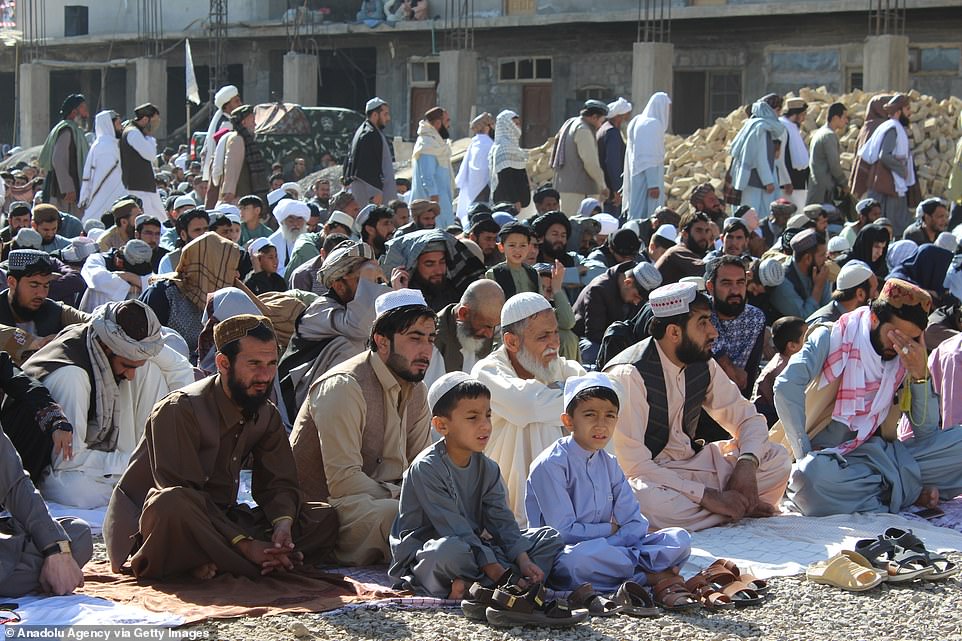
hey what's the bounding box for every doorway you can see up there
[521,84,552,147]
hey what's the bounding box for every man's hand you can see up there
[811,264,829,296]
[62,192,77,205]
[551,260,564,294]
[716,355,748,391]
[372,193,383,205]
[236,537,301,575]
[516,553,544,585]
[764,184,775,194]
[700,488,750,522]
[51,428,73,461]
[250,253,263,273]
[725,459,761,513]
[890,329,929,381]
[782,184,793,195]
[647,187,660,199]
[39,552,84,595]
[391,267,409,289]
[359,261,385,283]
[119,272,143,287]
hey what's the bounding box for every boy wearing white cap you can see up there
[603,282,790,531]
[525,372,691,593]
[243,238,286,295]
[471,293,586,525]
[289,289,435,565]
[389,372,563,599]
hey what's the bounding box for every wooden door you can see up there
[410,86,438,138]
[673,70,708,136]
[521,84,552,148]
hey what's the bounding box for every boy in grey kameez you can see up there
[389,372,562,599]
[774,278,962,516]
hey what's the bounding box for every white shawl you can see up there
[859,119,916,196]
[625,92,671,178]
[489,110,528,194]
[455,133,494,223]
[779,116,809,170]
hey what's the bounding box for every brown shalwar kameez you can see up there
[103,375,337,579]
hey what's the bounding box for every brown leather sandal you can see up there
[651,576,698,610]
[684,574,735,610]
[707,558,770,593]
[568,583,624,617]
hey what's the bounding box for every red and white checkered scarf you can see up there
[818,306,906,455]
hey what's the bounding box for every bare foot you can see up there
[191,562,218,580]
[448,577,467,600]
[748,502,779,518]
[914,486,940,509]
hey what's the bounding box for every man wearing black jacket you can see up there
[343,98,396,207]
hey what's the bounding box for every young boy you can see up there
[389,372,563,599]
[243,237,287,294]
[238,194,272,246]
[525,372,691,592]
[752,316,807,426]
[484,222,541,298]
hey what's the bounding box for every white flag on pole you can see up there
[185,39,201,106]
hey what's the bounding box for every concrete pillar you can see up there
[19,62,50,147]
[631,42,674,110]
[245,44,272,106]
[438,49,478,138]
[133,57,168,139]
[863,35,909,92]
[283,52,318,107]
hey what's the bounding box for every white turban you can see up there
[273,199,311,224]
[607,97,632,118]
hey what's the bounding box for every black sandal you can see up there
[611,581,660,618]
[855,536,935,583]
[485,582,588,628]
[884,528,959,580]
[460,570,519,621]
[568,583,624,617]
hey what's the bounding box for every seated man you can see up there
[774,279,962,516]
[655,212,710,285]
[278,241,391,418]
[0,250,89,365]
[603,282,790,531]
[104,315,337,578]
[389,372,562,599]
[769,229,831,319]
[22,300,193,508]
[433,280,504,375]
[0,425,91,597]
[472,293,586,525]
[268,199,312,277]
[806,260,877,326]
[79,239,154,313]
[573,261,661,365]
[706,255,766,397]
[290,289,434,565]
[525,373,690,592]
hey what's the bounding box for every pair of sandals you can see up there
[652,560,769,611]
[567,581,661,618]
[461,579,587,628]
[853,527,958,583]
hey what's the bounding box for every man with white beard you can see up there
[472,293,586,525]
[432,280,505,375]
[268,199,311,277]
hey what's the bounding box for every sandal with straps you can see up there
[855,536,935,583]
[611,581,660,618]
[883,527,960,580]
[651,576,698,610]
[718,580,764,607]
[485,582,588,628]
[707,558,770,594]
[568,583,624,617]
[460,570,519,621]
[684,575,735,610]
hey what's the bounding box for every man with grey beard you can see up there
[433,280,505,375]
[471,293,586,525]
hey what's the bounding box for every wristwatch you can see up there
[42,540,71,558]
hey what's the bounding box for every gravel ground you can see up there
[88,537,962,641]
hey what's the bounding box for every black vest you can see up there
[0,291,68,339]
[491,263,539,299]
[120,125,155,191]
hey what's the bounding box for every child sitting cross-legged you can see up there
[525,372,692,597]
[389,372,563,600]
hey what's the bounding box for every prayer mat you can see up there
[45,502,106,535]
[78,562,404,624]
[319,566,460,616]
[682,510,962,580]
[12,594,183,627]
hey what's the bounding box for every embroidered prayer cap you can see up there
[410,199,440,217]
[63,236,97,263]
[786,213,810,231]
[594,213,619,236]
[531,211,571,238]
[936,232,959,253]
[172,194,196,211]
[609,228,641,255]
[133,103,159,119]
[365,97,388,113]
[606,97,632,118]
[13,228,42,250]
[680,276,706,292]
[878,277,931,314]
[532,184,560,204]
[274,199,311,223]
[789,228,818,253]
[649,282,699,318]
[321,240,375,287]
[803,204,826,220]
[855,198,879,216]
[836,260,874,291]
[579,198,602,217]
[327,210,355,231]
[214,85,239,110]
[757,257,785,287]
[247,237,272,254]
[563,371,617,412]
[770,198,797,216]
[7,249,59,277]
[501,292,553,328]
[428,371,480,414]
[267,188,288,207]
[213,314,275,352]
[784,97,807,111]
[688,183,715,206]
[60,94,86,117]
[230,104,253,123]
[884,93,909,114]
[354,204,377,233]
[653,224,678,243]
[827,235,852,254]
[122,239,153,266]
[375,288,429,317]
[470,112,495,133]
[632,261,662,292]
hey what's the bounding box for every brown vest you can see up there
[290,351,426,501]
